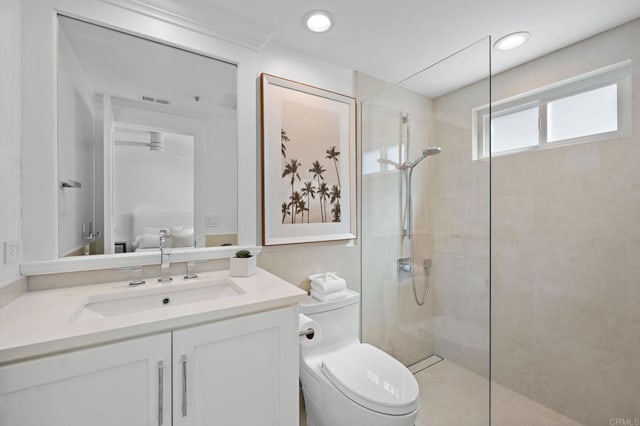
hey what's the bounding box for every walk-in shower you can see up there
[361,17,640,426]
[360,38,492,425]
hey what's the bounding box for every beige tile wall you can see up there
[454,18,640,425]
[430,66,491,377]
[258,242,360,293]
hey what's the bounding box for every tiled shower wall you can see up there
[434,18,640,425]
[489,19,640,425]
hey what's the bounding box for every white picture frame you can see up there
[260,73,357,246]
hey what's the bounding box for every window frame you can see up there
[473,60,632,159]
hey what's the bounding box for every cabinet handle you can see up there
[158,361,164,425]
[181,355,188,417]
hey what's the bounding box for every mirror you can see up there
[57,16,238,257]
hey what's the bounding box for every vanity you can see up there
[0,268,306,425]
[4,1,307,424]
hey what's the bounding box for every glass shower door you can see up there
[358,38,492,426]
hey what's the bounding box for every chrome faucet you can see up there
[158,230,172,283]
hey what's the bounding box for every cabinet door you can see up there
[0,333,171,426]
[173,306,299,426]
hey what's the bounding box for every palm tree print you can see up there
[308,160,326,221]
[281,129,290,158]
[282,159,302,222]
[329,184,341,204]
[300,181,316,223]
[325,146,341,188]
[331,202,341,223]
[298,199,309,223]
[288,191,302,224]
[281,202,289,224]
[317,182,329,223]
[329,184,341,223]
[278,127,344,225]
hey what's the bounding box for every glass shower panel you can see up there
[491,18,640,426]
[358,38,491,426]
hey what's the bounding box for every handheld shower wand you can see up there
[404,146,442,169]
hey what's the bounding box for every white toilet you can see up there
[299,289,420,426]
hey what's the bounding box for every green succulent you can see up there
[234,249,252,258]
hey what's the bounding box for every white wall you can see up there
[258,43,354,97]
[57,30,96,256]
[0,0,22,287]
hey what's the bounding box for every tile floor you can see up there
[300,358,583,426]
[415,359,582,426]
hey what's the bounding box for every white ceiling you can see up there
[59,15,237,117]
[200,0,640,96]
[60,1,640,98]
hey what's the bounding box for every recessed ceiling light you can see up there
[305,10,333,33]
[494,31,531,50]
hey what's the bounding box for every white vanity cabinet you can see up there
[0,306,299,426]
[0,333,172,426]
[172,306,299,426]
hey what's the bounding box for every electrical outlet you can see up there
[206,215,219,228]
[4,240,21,264]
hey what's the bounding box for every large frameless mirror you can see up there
[57,16,238,257]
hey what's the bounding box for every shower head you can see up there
[422,147,442,156]
[404,146,442,169]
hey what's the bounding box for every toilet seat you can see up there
[321,343,420,416]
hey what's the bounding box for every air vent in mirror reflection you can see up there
[139,94,171,106]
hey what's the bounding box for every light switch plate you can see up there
[206,215,218,228]
[4,240,21,264]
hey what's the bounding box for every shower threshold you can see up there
[409,355,443,374]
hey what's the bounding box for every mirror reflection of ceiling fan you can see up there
[114,127,194,157]
[115,130,167,151]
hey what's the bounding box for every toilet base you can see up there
[301,383,419,426]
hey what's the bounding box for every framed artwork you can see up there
[260,73,357,246]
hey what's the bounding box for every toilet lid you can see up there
[321,343,420,416]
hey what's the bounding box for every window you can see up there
[473,61,631,159]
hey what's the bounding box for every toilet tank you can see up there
[299,289,360,352]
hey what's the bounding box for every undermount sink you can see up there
[72,279,245,321]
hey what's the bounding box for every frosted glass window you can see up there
[548,84,618,142]
[491,107,539,153]
[362,149,381,175]
[474,62,629,160]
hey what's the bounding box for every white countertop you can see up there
[0,268,307,365]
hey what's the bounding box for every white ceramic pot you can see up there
[230,256,257,277]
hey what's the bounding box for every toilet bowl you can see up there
[299,289,419,426]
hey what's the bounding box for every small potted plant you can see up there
[230,249,256,277]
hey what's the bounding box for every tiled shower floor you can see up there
[300,358,582,425]
[414,359,581,426]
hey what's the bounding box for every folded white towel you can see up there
[308,272,347,294]
[311,282,345,295]
[311,289,347,302]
